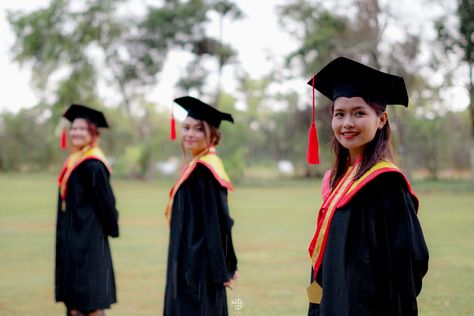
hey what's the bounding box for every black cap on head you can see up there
[173,96,234,128]
[307,57,409,107]
[63,104,109,128]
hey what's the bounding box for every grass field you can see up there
[0,173,473,315]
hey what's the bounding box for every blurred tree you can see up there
[0,105,57,172]
[0,101,139,174]
[278,1,351,73]
[140,0,209,101]
[435,0,474,185]
[216,92,246,182]
[176,0,242,104]
[210,0,243,104]
[235,73,272,163]
[176,59,209,96]
[277,0,435,177]
[7,0,242,177]
[277,0,357,176]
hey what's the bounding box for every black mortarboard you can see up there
[63,104,109,128]
[173,96,234,128]
[307,56,409,107]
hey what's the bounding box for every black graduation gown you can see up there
[308,172,429,316]
[164,164,238,316]
[55,159,119,311]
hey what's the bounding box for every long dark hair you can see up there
[202,120,222,147]
[330,99,393,188]
[86,119,100,145]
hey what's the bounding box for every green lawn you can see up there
[0,173,473,315]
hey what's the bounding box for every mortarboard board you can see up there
[63,104,109,128]
[173,96,234,128]
[307,56,409,107]
[304,57,409,165]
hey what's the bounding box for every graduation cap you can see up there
[308,56,409,107]
[59,104,109,150]
[305,57,409,164]
[63,104,109,128]
[170,96,234,140]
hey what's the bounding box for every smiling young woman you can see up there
[180,115,222,157]
[55,104,119,316]
[331,96,388,165]
[164,96,238,316]
[69,118,97,150]
[305,57,429,316]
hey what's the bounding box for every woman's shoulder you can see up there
[363,170,410,192]
[187,162,225,188]
[190,162,214,178]
[353,170,417,210]
[78,158,110,174]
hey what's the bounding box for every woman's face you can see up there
[332,97,387,162]
[181,116,207,156]
[70,118,93,149]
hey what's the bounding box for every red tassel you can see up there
[60,127,67,150]
[307,122,320,164]
[170,115,176,140]
[307,75,320,164]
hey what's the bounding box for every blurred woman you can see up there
[305,57,429,316]
[55,104,119,316]
[164,96,238,316]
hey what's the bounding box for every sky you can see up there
[0,0,469,114]
[0,1,50,113]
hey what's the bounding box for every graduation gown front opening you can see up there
[55,159,119,310]
[308,172,429,316]
[164,163,238,316]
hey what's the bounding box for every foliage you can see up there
[276,0,459,178]
[0,106,57,172]
[2,0,473,182]
[5,0,246,178]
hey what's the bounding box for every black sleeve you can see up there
[86,160,120,238]
[363,173,429,309]
[192,164,238,283]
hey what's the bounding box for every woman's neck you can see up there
[348,149,364,165]
[348,152,363,167]
[71,144,94,153]
[190,147,209,159]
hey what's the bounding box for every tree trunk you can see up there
[214,15,224,107]
[392,107,412,178]
[468,60,474,187]
[469,85,474,187]
[140,109,155,180]
[215,61,223,107]
[470,140,474,187]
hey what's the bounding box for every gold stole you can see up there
[307,160,415,303]
[58,146,111,211]
[164,147,233,224]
